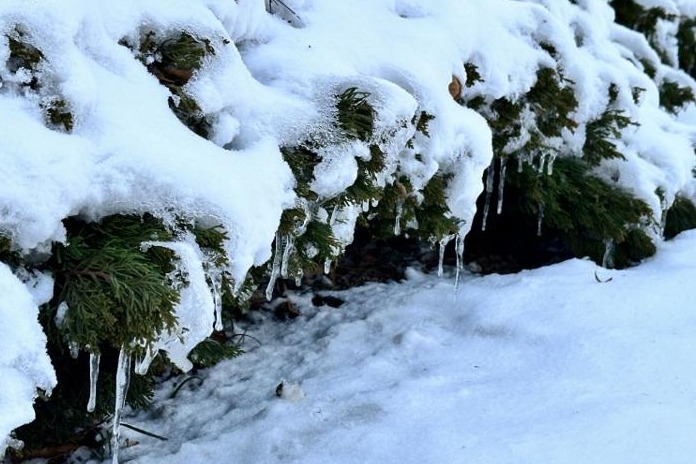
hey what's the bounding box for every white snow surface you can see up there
[91,230,696,464]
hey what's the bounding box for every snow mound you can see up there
[0,264,56,456]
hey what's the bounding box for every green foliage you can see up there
[280,145,320,201]
[413,110,435,137]
[123,31,214,138]
[506,157,654,265]
[341,145,386,206]
[487,97,524,154]
[43,98,75,132]
[677,18,696,77]
[336,87,375,141]
[0,235,22,269]
[526,68,578,138]
[611,0,676,36]
[5,31,77,131]
[583,109,634,166]
[483,68,577,160]
[664,196,696,239]
[273,88,385,281]
[659,80,696,113]
[613,228,657,267]
[7,34,43,76]
[464,63,483,88]
[188,338,243,369]
[413,174,459,242]
[168,88,211,138]
[296,220,340,263]
[190,223,229,266]
[159,33,213,70]
[50,214,179,354]
[611,0,677,63]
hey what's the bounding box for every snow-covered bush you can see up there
[1,0,696,460]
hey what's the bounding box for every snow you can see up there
[86,230,696,464]
[2,0,696,455]
[0,265,56,456]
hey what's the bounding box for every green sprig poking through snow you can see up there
[123,30,215,138]
[4,30,75,133]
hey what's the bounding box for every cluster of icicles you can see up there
[480,153,558,237]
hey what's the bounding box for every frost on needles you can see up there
[2,0,696,462]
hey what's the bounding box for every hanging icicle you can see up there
[481,158,496,231]
[454,233,466,292]
[324,258,332,275]
[537,152,547,174]
[394,200,404,236]
[210,270,223,332]
[537,204,544,237]
[265,232,283,301]
[437,234,455,277]
[280,235,294,279]
[86,352,101,413]
[134,345,157,376]
[496,157,507,215]
[602,238,615,269]
[546,153,557,175]
[111,348,132,464]
[294,271,303,287]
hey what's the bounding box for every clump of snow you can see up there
[138,238,216,373]
[0,264,56,456]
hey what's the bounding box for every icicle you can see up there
[546,153,557,176]
[496,157,507,215]
[394,201,404,236]
[211,271,223,331]
[536,204,544,237]
[265,232,283,301]
[294,271,303,287]
[324,259,332,275]
[481,159,496,231]
[69,342,80,359]
[537,152,547,174]
[280,235,294,279]
[329,205,338,227]
[111,347,132,464]
[454,233,466,292]
[602,239,615,269]
[87,352,101,412]
[135,345,157,375]
[437,234,455,277]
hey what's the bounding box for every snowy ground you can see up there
[70,230,696,464]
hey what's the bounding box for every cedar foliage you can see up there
[121,31,214,137]
[464,65,656,270]
[664,196,696,239]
